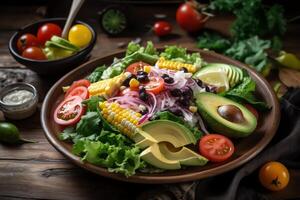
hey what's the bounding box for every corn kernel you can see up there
[129,78,139,88]
[144,65,152,73]
[189,106,198,113]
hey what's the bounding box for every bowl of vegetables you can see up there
[9,18,96,75]
[41,42,280,183]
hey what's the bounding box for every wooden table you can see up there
[0,3,300,200]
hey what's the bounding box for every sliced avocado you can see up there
[51,36,80,51]
[196,92,257,138]
[133,129,157,149]
[140,143,181,170]
[194,63,244,88]
[159,143,208,166]
[140,120,196,147]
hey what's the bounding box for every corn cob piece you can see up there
[156,57,197,73]
[99,101,142,138]
[88,73,129,98]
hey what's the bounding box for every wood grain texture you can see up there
[0,3,300,199]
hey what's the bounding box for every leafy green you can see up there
[72,131,144,177]
[225,36,271,72]
[58,126,77,141]
[266,5,286,36]
[82,96,104,112]
[87,65,106,83]
[126,41,158,56]
[221,77,269,110]
[197,32,231,53]
[76,112,101,136]
[153,111,202,140]
[160,45,203,68]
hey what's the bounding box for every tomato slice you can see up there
[125,61,150,75]
[143,76,165,94]
[65,79,90,99]
[199,134,234,162]
[244,104,259,119]
[54,96,85,126]
[65,86,89,100]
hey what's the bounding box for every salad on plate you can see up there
[54,41,268,177]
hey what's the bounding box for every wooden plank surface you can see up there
[0,4,300,200]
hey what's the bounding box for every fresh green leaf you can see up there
[271,36,283,53]
[221,77,269,110]
[87,65,106,83]
[59,126,76,141]
[197,32,232,53]
[126,41,142,56]
[266,5,286,36]
[153,111,203,140]
[144,41,158,56]
[82,96,104,112]
[76,112,101,136]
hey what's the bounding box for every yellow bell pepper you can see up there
[276,51,300,70]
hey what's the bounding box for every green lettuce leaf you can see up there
[76,112,101,136]
[87,65,106,83]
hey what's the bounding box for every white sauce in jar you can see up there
[2,89,34,105]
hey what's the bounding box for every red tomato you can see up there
[54,96,85,126]
[22,47,46,60]
[17,34,40,53]
[37,23,62,45]
[153,21,172,37]
[176,2,207,32]
[199,134,234,162]
[126,61,150,75]
[144,76,165,94]
[65,79,91,99]
[65,86,89,100]
[244,104,259,119]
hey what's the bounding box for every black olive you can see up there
[182,87,193,99]
[170,89,182,97]
[195,79,203,87]
[177,96,189,107]
[164,76,174,84]
[169,109,182,116]
[137,74,150,83]
[180,67,188,73]
[205,85,210,92]
[137,71,148,76]
[139,86,146,93]
[123,74,136,87]
[139,92,148,101]
[161,74,169,79]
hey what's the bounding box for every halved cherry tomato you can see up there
[153,21,172,37]
[65,79,90,99]
[143,76,165,94]
[22,47,46,60]
[199,134,234,162]
[125,61,150,75]
[17,33,40,53]
[65,86,89,100]
[37,23,62,45]
[54,96,85,126]
[259,161,290,191]
[244,104,259,119]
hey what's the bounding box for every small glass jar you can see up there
[0,83,38,120]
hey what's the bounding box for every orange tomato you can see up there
[259,161,289,191]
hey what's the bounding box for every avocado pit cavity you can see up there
[217,104,245,123]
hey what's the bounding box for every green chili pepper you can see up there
[276,51,300,70]
[0,122,35,144]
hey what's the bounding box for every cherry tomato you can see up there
[143,76,165,95]
[259,161,290,191]
[68,24,92,47]
[65,79,91,99]
[153,21,172,37]
[65,86,89,100]
[22,47,46,60]
[54,96,85,126]
[244,104,259,119]
[125,61,150,75]
[199,134,234,162]
[176,2,207,32]
[37,23,62,45]
[17,34,40,53]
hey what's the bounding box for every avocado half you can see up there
[196,92,257,138]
